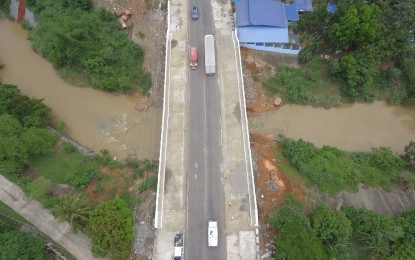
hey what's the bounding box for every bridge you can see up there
[153,0,259,259]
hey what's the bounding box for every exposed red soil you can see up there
[86,166,134,202]
[251,134,307,257]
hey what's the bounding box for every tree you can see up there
[402,141,415,165]
[329,4,381,49]
[0,114,56,175]
[269,195,309,233]
[28,4,151,94]
[396,209,415,245]
[275,219,326,260]
[26,176,51,201]
[309,204,352,257]
[22,127,56,155]
[0,115,28,175]
[0,84,51,128]
[342,206,403,258]
[52,194,91,232]
[370,147,404,177]
[282,139,315,168]
[0,221,50,260]
[63,0,93,11]
[89,199,133,258]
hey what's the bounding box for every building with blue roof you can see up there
[294,0,313,12]
[235,0,310,54]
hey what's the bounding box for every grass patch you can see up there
[279,138,406,194]
[139,175,158,193]
[32,143,86,184]
[263,57,342,108]
[275,149,285,163]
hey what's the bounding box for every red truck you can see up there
[190,46,198,69]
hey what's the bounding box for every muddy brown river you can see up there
[249,102,415,154]
[1,19,414,158]
[0,19,162,160]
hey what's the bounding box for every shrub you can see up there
[120,192,141,209]
[63,142,77,153]
[28,4,150,94]
[133,166,144,179]
[139,175,158,192]
[280,138,406,193]
[283,139,315,168]
[342,206,403,258]
[26,176,51,201]
[67,164,101,189]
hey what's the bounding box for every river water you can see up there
[0,19,162,160]
[1,19,414,158]
[249,102,415,154]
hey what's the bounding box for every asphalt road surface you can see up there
[185,0,227,259]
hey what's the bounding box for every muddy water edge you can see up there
[249,102,415,154]
[0,19,162,160]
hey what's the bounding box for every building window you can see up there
[247,42,255,45]
[255,42,264,46]
[265,43,274,47]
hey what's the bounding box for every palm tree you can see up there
[52,194,91,232]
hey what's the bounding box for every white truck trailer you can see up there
[204,35,216,75]
[208,220,218,247]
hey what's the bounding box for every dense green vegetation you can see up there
[0,84,56,176]
[26,0,151,93]
[32,143,89,184]
[265,0,415,106]
[279,137,414,194]
[0,220,50,260]
[270,196,415,259]
[90,199,133,258]
[263,59,341,108]
[0,81,158,258]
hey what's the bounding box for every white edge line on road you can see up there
[155,0,172,229]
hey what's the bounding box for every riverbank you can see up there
[0,19,162,161]
[242,49,415,258]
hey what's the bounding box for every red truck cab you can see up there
[190,46,198,69]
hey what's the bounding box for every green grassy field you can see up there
[32,144,86,184]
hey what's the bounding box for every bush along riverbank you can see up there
[26,0,151,94]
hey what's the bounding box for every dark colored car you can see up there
[191,6,199,20]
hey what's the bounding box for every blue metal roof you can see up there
[327,2,338,13]
[236,0,287,28]
[237,26,289,43]
[284,4,299,21]
[294,0,313,12]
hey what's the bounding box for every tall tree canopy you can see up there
[90,199,133,258]
[330,4,381,49]
[0,220,50,260]
[27,0,151,93]
[0,84,51,128]
[0,85,56,175]
[310,204,352,256]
